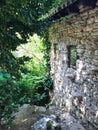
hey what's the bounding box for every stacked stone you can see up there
[49,1,98,130]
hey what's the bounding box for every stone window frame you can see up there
[67,45,78,69]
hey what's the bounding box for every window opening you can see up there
[54,43,59,60]
[68,45,77,68]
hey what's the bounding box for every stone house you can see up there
[49,0,98,129]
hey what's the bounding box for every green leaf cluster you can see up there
[0,34,53,127]
[0,71,18,128]
[15,35,53,106]
[0,0,56,75]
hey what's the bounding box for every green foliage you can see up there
[16,74,53,106]
[0,71,19,128]
[42,33,51,73]
[0,35,53,127]
[0,0,56,127]
[0,0,56,76]
[53,0,61,6]
[0,67,53,127]
[15,35,53,106]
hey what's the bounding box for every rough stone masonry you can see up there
[49,0,98,129]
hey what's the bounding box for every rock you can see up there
[12,104,41,129]
[13,104,46,124]
[13,104,34,125]
[33,115,61,130]
[33,106,46,113]
[38,107,46,113]
[11,104,88,130]
[69,123,86,130]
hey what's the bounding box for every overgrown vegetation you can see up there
[14,35,53,106]
[0,34,53,128]
[0,0,62,128]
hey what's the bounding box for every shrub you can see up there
[0,71,19,128]
[16,74,53,106]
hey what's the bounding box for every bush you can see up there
[16,74,53,106]
[0,71,19,128]
[0,35,53,128]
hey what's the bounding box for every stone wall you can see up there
[49,1,98,129]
